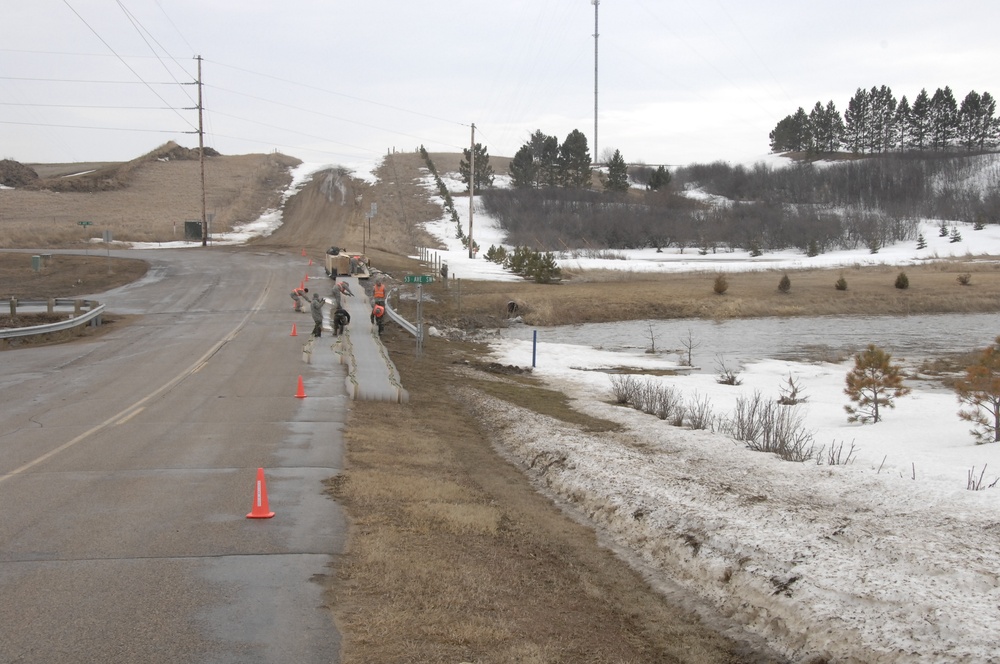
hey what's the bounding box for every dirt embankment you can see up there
[0,143,300,248]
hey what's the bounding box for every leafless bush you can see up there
[715,355,743,385]
[777,373,808,405]
[724,394,817,462]
[670,404,687,427]
[957,272,972,286]
[686,392,716,430]
[652,384,683,421]
[967,465,1000,490]
[823,439,858,465]
[726,391,766,441]
[609,374,639,405]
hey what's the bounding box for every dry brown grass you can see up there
[328,334,771,663]
[0,151,299,248]
[382,260,1000,327]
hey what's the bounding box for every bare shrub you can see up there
[652,384,683,421]
[823,439,858,465]
[609,374,638,405]
[670,404,687,427]
[957,272,972,286]
[967,465,999,490]
[686,392,715,430]
[777,373,808,405]
[715,355,743,385]
[725,395,817,462]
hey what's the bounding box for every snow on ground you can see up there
[409,166,1000,661]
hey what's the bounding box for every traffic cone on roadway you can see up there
[246,467,275,519]
[295,375,307,398]
[308,258,313,266]
[290,323,297,337]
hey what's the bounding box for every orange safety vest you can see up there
[373,283,386,299]
[373,304,385,318]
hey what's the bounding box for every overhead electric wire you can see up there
[0,75,184,85]
[206,59,468,128]
[61,0,197,131]
[207,84,465,151]
[114,0,197,106]
[0,119,186,133]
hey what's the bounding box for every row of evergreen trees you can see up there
[508,129,593,189]
[770,86,999,155]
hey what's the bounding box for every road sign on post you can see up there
[403,275,435,284]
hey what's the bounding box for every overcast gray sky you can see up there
[2,0,998,168]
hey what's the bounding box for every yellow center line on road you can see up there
[0,281,272,486]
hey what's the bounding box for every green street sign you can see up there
[77,221,93,227]
[404,275,434,284]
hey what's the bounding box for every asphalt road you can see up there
[0,248,345,663]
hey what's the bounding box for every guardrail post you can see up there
[9,298,15,316]
[74,300,83,316]
[47,298,55,314]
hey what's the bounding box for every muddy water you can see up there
[502,313,1000,371]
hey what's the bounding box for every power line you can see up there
[0,119,185,133]
[0,75,185,85]
[61,0,197,131]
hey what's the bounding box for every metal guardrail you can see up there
[0,299,105,340]
[384,290,420,339]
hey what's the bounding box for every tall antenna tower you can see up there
[592,0,599,165]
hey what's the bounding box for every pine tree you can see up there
[909,88,932,150]
[930,86,959,150]
[844,344,911,424]
[778,273,791,293]
[509,145,537,189]
[916,233,927,249]
[950,226,963,243]
[459,142,495,192]
[955,336,1000,443]
[647,165,671,191]
[604,149,629,193]
[558,129,592,188]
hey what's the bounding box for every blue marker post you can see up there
[532,330,537,368]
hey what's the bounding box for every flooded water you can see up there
[502,313,1000,371]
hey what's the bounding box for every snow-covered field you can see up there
[409,160,1000,662]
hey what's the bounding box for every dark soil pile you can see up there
[0,159,39,188]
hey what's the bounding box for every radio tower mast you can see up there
[592,0,599,165]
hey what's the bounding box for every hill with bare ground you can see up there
[0,142,300,248]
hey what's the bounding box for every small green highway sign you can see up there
[77,221,93,227]
[404,275,434,284]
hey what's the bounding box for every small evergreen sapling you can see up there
[778,273,791,293]
[844,344,911,424]
[895,271,909,289]
[835,275,848,291]
[954,336,1000,444]
[916,234,927,249]
[950,227,963,243]
[713,273,729,295]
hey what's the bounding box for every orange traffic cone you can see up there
[308,258,313,266]
[304,274,309,282]
[246,467,275,519]
[295,375,307,398]
[290,323,297,337]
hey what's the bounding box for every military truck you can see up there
[324,246,370,279]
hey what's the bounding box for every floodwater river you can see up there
[501,312,1000,371]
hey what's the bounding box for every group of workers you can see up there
[289,278,388,338]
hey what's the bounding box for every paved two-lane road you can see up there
[0,248,345,663]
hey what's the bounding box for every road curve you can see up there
[0,247,345,663]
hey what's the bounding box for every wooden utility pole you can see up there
[468,123,475,259]
[196,55,208,247]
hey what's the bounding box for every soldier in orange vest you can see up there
[372,279,386,305]
[371,303,386,335]
[290,286,309,312]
